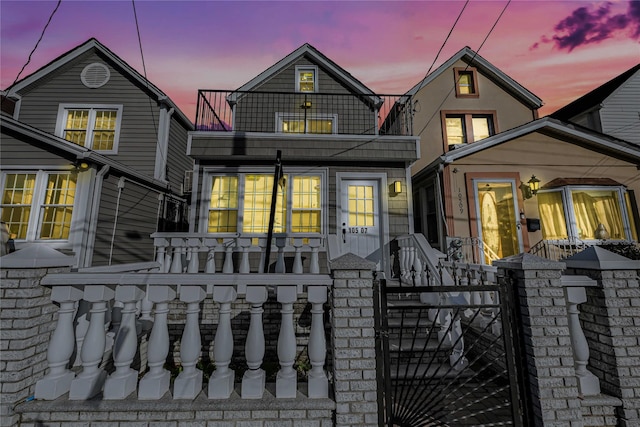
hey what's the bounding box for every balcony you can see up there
[195,90,413,136]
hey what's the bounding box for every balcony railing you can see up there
[152,232,325,274]
[195,90,413,136]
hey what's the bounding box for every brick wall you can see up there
[1,258,73,427]
[330,253,379,427]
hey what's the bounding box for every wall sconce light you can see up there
[301,100,312,109]
[393,180,402,194]
[528,175,540,195]
[520,175,540,200]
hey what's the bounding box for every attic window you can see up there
[454,67,479,98]
[81,63,110,88]
[296,65,317,92]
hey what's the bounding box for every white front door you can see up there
[340,179,381,266]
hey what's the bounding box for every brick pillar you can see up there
[494,253,583,427]
[0,247,74,427]
[564,247,640,427]
[330,253,378,427]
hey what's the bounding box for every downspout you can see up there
[82,165,109,267]
[436,163,450,237]
[108,177,126,265]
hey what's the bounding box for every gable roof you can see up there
[551,63,640,120]
[436,116,640,166]
[4,38,193,130]
[235,43,380,100]
[403,46,543,109]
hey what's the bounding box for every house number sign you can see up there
[349,227,369,234]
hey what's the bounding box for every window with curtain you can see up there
[206,172,323,235]
[1,171,77,240]
[537,186,635,241]
[443,112,495,146]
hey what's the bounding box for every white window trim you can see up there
[55,104,123,154]
[275,113,338,134]
[295,65,318,93]
[539,185,634,241]
[0,168,90,245]
[200,167,328,236]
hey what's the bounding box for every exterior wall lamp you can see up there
[301,100,312,109]
[392,180,402,194]
[519,175,540,200]
[74,161,90,172]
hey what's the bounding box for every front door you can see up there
[473,179,523,263]
[340,179,381,266]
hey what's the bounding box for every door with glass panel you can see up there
[340,180,381,265]
[473,179,523,263]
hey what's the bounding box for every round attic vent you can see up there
[81,63,110,88]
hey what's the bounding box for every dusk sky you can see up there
[2,0,639,121]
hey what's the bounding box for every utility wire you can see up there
[412,0,470,97]
[414,0,512,139]
[11,0,62,87]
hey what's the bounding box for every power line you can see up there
[414,0,512,139]
[11,0,62,87]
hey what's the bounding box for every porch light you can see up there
[74,161,90,172]
[393,181,402,194]
[301,100,312,109]
[528,175,541,195]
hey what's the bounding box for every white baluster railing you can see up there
[38,272,332,403]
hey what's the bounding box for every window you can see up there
[538,185,637,241]
[454,67,479,97]
[206,172,323,234]
[277,114,336,134]
[296,66,318,92]
[1,171,77,240]
[442,112,495,146]
[56,104,123,152]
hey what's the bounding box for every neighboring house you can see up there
[188,43,418,277]
[0,38,194,267]
[551,63,640,146]
[391,47,639,262]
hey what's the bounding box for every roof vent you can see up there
[81,63,110,88]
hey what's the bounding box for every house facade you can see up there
[0,38,193,267]
[401,47,639,263]
[188,43,418,278]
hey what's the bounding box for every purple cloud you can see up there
[532,1,640,51]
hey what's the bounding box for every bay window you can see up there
[538,185,637,241]
[1,171,77,240]
[206,171,324,235]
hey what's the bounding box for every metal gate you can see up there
[374,269,527,426]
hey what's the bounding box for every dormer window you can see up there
[454,67,479,97]
[296,66,318,92]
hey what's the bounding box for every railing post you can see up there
[104,285,145,399]
[238,238,252,274]
[173,285,206,399]
[138,285,176,400]
[276,285,298,398]
[69,285,114,400]
[275,236,286,273]
[187,238,201,273]
[563,277,601,397]
[222,239,235,273]
[309,238,321,274]
[203,238,218,274]
[209,285,237,399]
[154,237,169,272]
[170,238,185,273]
[292,238,304,274]
[241,285,268,398]
[34,286,83,400]
[307,285,328,398]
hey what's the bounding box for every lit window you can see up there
[538,186,637,241]
[296,66,318,92]
[57,104,122,152]
[206,173,323,235]
[278,114,336,134]
[454,67,479,97]
[443,112,495,146]
[1,171,77,240]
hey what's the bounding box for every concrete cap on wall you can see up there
[564,246,640,270]
[0,245,75,269]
